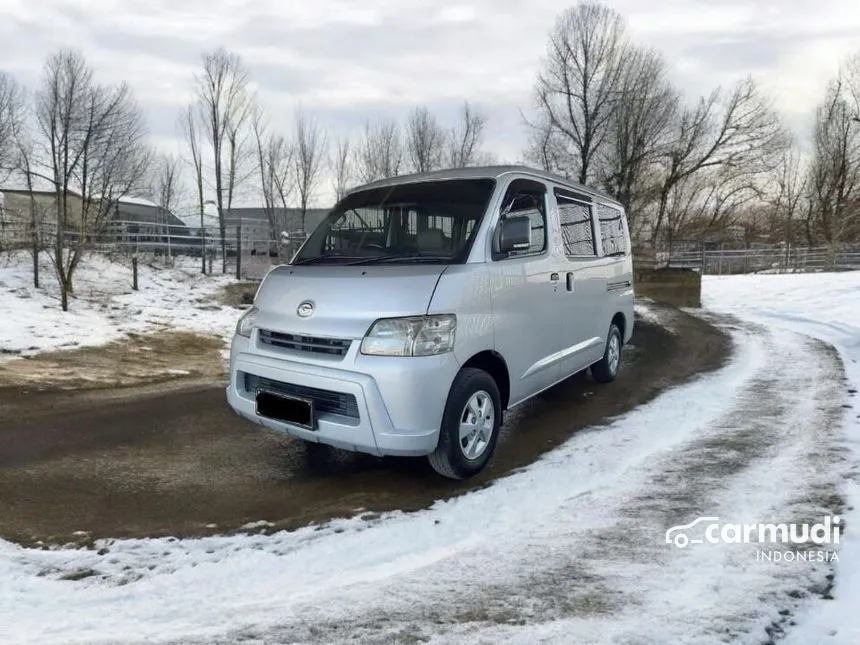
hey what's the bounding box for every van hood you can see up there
[253,264,447,339]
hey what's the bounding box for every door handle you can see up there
[566,272,574,291]
[550,272,559,281]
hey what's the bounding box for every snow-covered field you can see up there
[0,268,858,645]
[0,251,243,357]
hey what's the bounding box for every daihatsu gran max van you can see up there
[226,166,634,479]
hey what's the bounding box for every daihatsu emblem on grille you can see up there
[297,301,315,318]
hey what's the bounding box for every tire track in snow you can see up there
[596,318,845,550]
[563,320,850,645]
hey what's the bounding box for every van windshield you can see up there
[292,178,496,265]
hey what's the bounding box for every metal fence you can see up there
[0,221,308,280]
[9,219,858,279]
[663,244,860,274]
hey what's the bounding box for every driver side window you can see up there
[497,180,547,259]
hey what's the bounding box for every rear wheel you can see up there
[591,323,623,383]
[428,368,501,479]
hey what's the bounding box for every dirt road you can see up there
[0,304,728,546]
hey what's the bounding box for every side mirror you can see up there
[499,215,532,253]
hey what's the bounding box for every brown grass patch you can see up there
[0,330,226,391]
[218,281,260,307]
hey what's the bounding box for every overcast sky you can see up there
[3,0,860,208]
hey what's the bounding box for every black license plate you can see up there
[255,389,315,429]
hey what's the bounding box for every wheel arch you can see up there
[462,350,510,410]
[611,311,627,344]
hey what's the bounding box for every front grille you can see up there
[245,374,359,419]
[258,329,351,357]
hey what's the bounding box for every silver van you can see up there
[226,166,634,479]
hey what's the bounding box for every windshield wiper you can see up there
[347,252,454,265]
[292,252,366,265]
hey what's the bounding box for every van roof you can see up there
[352,165,622,207]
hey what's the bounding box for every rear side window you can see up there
[596,202,628,256]
[555,191,595,256]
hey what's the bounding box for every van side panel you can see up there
[549,188,608,374]
[425,264,495,369]
[560,260,611,370]
[480,176,572,404]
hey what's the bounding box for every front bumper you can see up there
[226,335,458,457]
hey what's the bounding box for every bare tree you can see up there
[193,47,252,272]
[147,152,184,256]
[446,101,488,168]
[531,2,630,185]
[180,104,207,273]
[651,77,786,248]
[659,171,714,241]
[293,107,327,232]
[34,49,150,311]
[805,73,860,245]
[662,165,764,241]
[252,106,294,258]
[225,93,256,211]
[845,51,860,117]
[769,141,806,253]
[6,87,49,287]
[524,111,570,176]
[147,153,183,211]
[596,45,679,224]
[406,105,445,172]
[331,135,353,202]
[0,72,24,179]
[354,118,403,183]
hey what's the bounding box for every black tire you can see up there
[591,323,623,383]
[428,368,502,480]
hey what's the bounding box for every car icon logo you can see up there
[665,516,720,548]
[297,301,315,318]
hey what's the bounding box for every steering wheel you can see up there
[365,243,385,250]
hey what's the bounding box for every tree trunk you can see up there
[652,187,671,245]
[220,225,227,274]
[32,243,39,289]
[60,278,69,312]
[804,213,814,247]
[27,190,40,288]
[199,210,206,275]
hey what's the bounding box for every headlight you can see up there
[360,314,456,356]
[236,306,259,338]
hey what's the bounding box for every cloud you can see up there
[2,0,859,207]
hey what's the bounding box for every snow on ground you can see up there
[0,251,245,358]
[0,272,858,645]
[703,272,860,645]
[635,298,678,333]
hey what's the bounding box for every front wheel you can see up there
[590,324,623,383]
[428,368,501,479]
